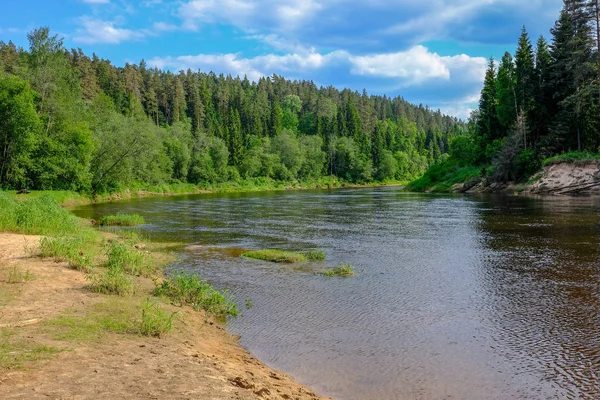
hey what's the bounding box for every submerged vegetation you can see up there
[323,264,356,277]
[96,214,145,227]
[242,249,308,263]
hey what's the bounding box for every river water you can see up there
[72,188,600,400]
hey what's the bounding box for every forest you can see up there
[0,28,466,193]
[412,0,600,190]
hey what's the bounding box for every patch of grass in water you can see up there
[323,264,356,277]
[155,272,239,319]
[96,214,145,227]
[242,249,308,263]
[305,249,326,261]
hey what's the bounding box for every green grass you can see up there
[242,249,308,263]
[407,161,481,192]
[0,329,60,369]
[305,250,326,261]
[39,234,99,272]
[45,298,176,342]
[323,264,356,277]
[6,266,31,283]
[139,299,177,337]
[88,263,134,296]
[96,214,145,227]
[155,272,239,319]
[542,151,600,166]
[105,240,155,277]
[0,192,83,236]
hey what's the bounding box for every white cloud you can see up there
[179,0,256,30]
[73,17,146,44]
[149,46,484,86]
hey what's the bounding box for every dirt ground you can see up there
[0,233,327,400]
[527,161,600,194]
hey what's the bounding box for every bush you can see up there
[542,151,600,166]
[155,272,238,318]
[139,299,177,337]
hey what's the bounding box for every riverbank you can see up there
[7,178,406,208]
[0,232,327,399]
[407,160,600,195]
[0,193,329,399]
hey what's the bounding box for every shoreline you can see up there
[8,180,406,208]
[0,230,329,399]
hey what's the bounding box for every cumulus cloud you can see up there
[73,17,146,44]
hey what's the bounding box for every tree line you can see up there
[0,28,465,193]
[465,0,600,182]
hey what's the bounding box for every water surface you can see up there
[73,188,600,400]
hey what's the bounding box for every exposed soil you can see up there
[0,233,328,400]
[527,161,600,194]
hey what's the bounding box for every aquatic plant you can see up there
[323,264,355,277]
[242,249,308,263]
[96,214,145,227]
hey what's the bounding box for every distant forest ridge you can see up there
[0,28,466,192]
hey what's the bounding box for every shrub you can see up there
[155,272,238,318]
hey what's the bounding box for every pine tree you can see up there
[496,52,518,133]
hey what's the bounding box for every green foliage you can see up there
[323,264,355,277]
[0,27,464,193]
[542,151,600,166]
[105,240,155,277]
[0,73,40,189]
[407,161,481,192]
[242,249,308,263]
[88,262,134,296]
[96,214,145,227]
[155,272,239,318]
[305,250,326,261]
[40,235,97,272]
[139,299,176,337]
[0,192,81,236]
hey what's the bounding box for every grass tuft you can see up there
[105,240,155,277]
[40,235,98,272]
[542,151,600,166]
[305,249,326,261]
[139,299,177,337]
[155,272,239,318]
[88,263,134,296]
[96,214,145,227]
[6,266,31,283]
[323,264,356,277]
[242,249,307,263]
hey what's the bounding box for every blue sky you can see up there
[0,0,563,118]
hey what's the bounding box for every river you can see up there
[72,188,600,400]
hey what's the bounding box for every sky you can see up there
[0,0,564,119]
